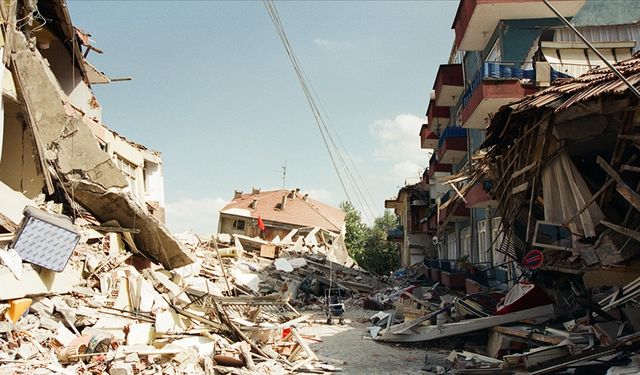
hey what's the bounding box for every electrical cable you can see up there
[263,0,379,222]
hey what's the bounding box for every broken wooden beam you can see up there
[492,326,565,346]
[600,220,640,243]
[597,156,640,212]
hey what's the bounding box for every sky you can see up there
[67,1,459,235]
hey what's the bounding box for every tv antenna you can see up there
[282,160,287,189]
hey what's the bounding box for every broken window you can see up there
[477,220,488,263]
[115,156,139,195]
[233,219,246,231]
[532,221,572,250]
[491,217,505,265]
[98,140,108,153]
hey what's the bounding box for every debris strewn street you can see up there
[3,0,640,374]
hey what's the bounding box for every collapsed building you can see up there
[0,0,188,269]
[375,0,640,372]
[385,0,640,289]
[0,3,373,373]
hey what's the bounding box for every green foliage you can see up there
[340,202,400,275]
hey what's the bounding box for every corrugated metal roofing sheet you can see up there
[511,53,640,115]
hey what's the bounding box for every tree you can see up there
[340,202,400,275]
[340,201,367,261]
[362,210,400,275]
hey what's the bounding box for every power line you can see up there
[263,0,378,222]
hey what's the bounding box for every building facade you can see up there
[419,0,640,285]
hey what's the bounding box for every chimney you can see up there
[252,187,261,195]
[288,189,296,199]
[250,198,257,209]
[303,194,309,202]
[281,194,288,209]
[234,190,243,199]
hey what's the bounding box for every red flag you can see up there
[257,216,266,231]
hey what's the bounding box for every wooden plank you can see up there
[621,164,640,173]
[600,220,640,243]
[616,184,640,212]
[290,327,318,361]
[563,179,615,226]
[388,306,447,335]
[511,161,538,180]
[377,304,555,343]
[492,326,565,345]
[597,156,640,212]
[526,118,554,244]
[511,182,529,195]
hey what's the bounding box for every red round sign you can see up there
[523,250,544,270]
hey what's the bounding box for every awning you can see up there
[540,41,635,78]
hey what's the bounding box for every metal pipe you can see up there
[542,0,640,101]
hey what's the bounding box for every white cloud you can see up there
[369,113,431,181]
[165,197,227,236]
[313,37,338,50]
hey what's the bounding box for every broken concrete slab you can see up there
[70,179,194,269]
[8,27,127,190]
[0,263,82,300]
[0,181,37,231]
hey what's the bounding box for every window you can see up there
[115,156,139,195]
[533,221,572,250]
[461,227,471,260]
[98,141,108,153]
[447,232,457,260]
[491,217,505,265]
[477,220,488,263]
[486,38,501,62]
[232,220,246,231]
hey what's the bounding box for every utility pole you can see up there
[282,160,287,189]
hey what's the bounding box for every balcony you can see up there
[387,226,404,242]
[420,124,439,149]
[439,197,471,223]
[437,127,467,165]
[434,64,464,107]
[384,198,401,211]
[460,62,538,129]
[452,0,585,51]
[426,99,450,133]
[427,153,452,180]
[465,181,497,208]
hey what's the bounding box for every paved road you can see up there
[298,307,449,374]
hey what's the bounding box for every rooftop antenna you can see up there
[282,160,287,189]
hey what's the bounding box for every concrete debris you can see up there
[363,263,640,374]
[1,216,374,373]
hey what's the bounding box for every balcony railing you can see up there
[461,61,573,109]
[438,126,467,148]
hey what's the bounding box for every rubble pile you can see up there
[0,199,394,374]
[365,265,640,374]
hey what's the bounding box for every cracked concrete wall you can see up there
[6,27,193,269]
[0,100,44,199]
[8,28,126,189]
